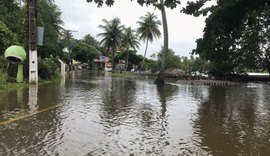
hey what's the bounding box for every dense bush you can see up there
[0,56,17,81]
[0,21,18,56]
[0,56,8,70]
[38,57,60,80]
[0,69,8,87]
[71,43,100,66]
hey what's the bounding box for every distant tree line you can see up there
[1,0,225,86]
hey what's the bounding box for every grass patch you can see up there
[110,71,136,79]
[0,82,28,92]
[0,77,62,92]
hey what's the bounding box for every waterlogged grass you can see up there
[0,82,28,92]
[110,71,136,79]
[0,78,61,92]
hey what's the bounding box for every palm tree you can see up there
[98,17,123,70]
[121,26,140,71]
[137,12,161,65]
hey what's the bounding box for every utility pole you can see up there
[28,0,38,83]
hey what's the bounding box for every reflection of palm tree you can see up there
[157,84,167,117]
[98,18,123,70]
[121,27,140,71]
[154,83,180,153]
[156,83,180,117]
[137,12,161,65]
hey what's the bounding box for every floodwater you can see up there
[0,71,270,156]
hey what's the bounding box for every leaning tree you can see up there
[137,12,161,66]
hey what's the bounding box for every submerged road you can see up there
[0,70,270,155]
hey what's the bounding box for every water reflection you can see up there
[100,77,136,119]
[0,81,65,155]
[28,84,38,113]
[193,85,270,155]
[1,71,270,155]
[0,87,28,112]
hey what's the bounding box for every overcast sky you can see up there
[54,0,206,58]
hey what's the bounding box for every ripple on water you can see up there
[2,71,270,155]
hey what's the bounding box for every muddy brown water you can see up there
[0,71,270,155]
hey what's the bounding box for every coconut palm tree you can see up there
[121,26,140,71]
[137,12,161,65]
[98,17,123,70]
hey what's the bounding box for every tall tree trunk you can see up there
[112,48,115,70]
[143,39,149,63]
[125,49,129,71]
[141,39,149,70]
[155,0,168,85]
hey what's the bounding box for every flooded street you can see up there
[1,70,270,155]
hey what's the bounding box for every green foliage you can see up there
[121,27,140,70]
[147,59,160,73]
[0,56,8,70]
[82,34,100,47]
[86,0,175,84]
[37,0,63,58]
[61,52,71,65]
[98,17,123,70]
[0,69,8,85]
[184,0,270,75]
[86,0,181,9]
[188,56,209,73]
[0,0,64,60]
[0,82,27,92]
[166,50,182,69]
[0,0,24,45]
[60,30,75,52]
[121,27,140,50]
[38,57,60,80]
[0,56,18,80]
[182,0,210,16]
[157,49,182,69]
[137,12,161,61]
[139,59,157,71]
[137,12,161,44]
[0,21,18,55]
[71,42,100,65]
[153,48,210,74]
[115,51,146,71]
[127,52,144,70]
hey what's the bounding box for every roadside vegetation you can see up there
[88,0,270,81]
[1,0,269,91]
[110,72,136,80]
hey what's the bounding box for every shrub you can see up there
[0,69,8,85]
[0,55,17,81]
[0,56,8,70]
[38,57,60,80]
